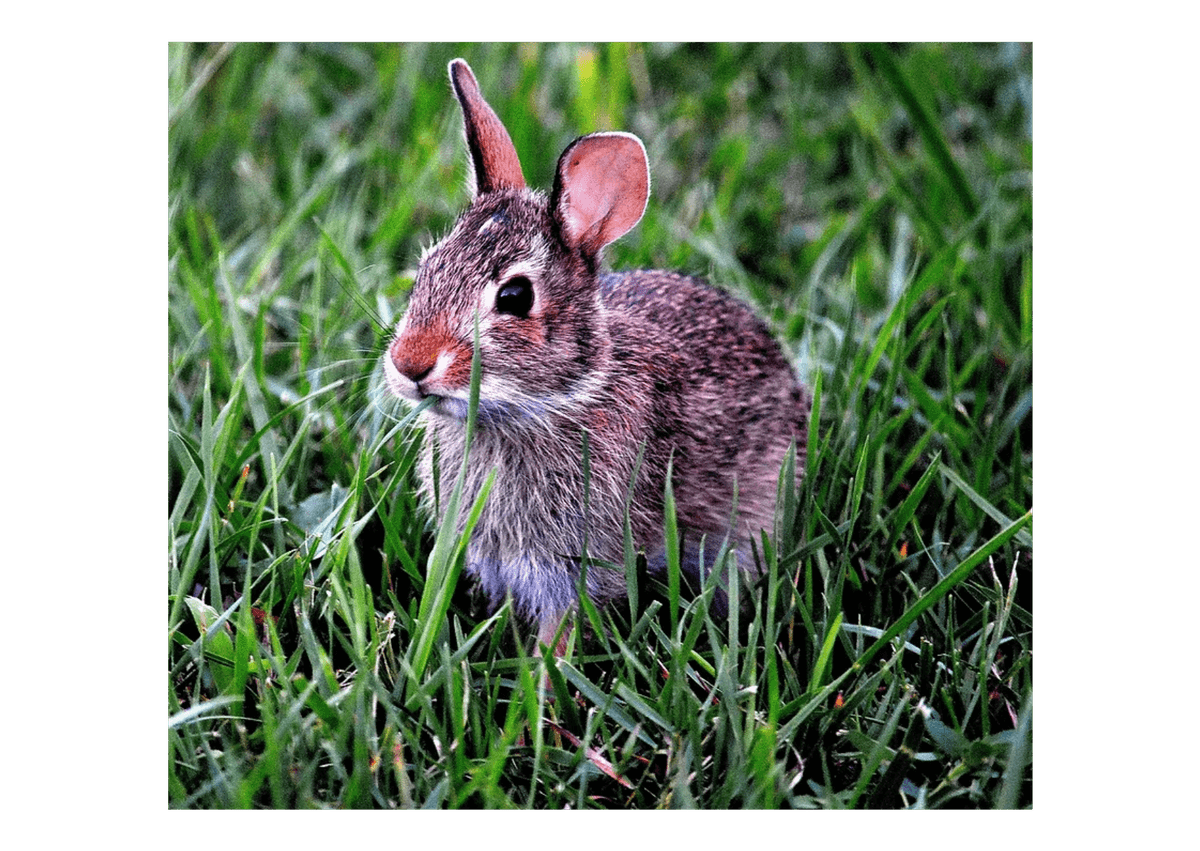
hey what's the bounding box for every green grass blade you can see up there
[853,510,1032,673]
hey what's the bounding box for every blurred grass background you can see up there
[168,42,1032,809]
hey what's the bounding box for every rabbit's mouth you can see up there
[382,341,471,414]
[385,367,470,421]
[415,392,537,425]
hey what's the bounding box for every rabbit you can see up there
[383,58,810,655]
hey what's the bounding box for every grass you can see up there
[168,42,1032,809]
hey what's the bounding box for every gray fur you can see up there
[383,60,810,649]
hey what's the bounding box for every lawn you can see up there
[168,42,1032,808]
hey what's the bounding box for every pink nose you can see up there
[390,324,453,384]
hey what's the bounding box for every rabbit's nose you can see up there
[391,341,435,384]
[390,325,451,385]
[400,360,434,384]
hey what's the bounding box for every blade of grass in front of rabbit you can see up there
[406,314,492,691]
[718,474,741,652]
[621,442,647,620]
[774,441,797,553]
[761,524,782,730]
[663,453,680,641]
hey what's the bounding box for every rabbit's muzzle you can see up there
[385,321,472,416]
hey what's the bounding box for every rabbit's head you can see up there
[384,59,650,424]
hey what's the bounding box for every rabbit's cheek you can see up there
[487,319,547,361]
[433,346,474,394]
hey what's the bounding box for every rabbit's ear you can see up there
[552,132,649,256]
[449,59,525,195]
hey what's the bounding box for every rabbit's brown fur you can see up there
[384,59,810,651]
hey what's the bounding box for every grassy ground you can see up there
[168,42,1032,809]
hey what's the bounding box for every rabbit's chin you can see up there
[422,393,538,424]
[422,395,550,426]
[428,396,470,420]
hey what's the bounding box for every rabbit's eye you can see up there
[496,276,534,318]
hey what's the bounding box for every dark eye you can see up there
[495,276,534,318]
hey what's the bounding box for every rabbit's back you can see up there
[599,270,809,544]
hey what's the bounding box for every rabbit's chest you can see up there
[424,425,626,559]
[457,433,638,619]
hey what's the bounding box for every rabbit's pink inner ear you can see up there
[553,132,650,255]
[449,59,526,194]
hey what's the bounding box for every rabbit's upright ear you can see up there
[552,132,650,256]
[449,59,525,195]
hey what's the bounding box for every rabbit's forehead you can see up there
[455,194,548,253]
[418,195,552,286]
